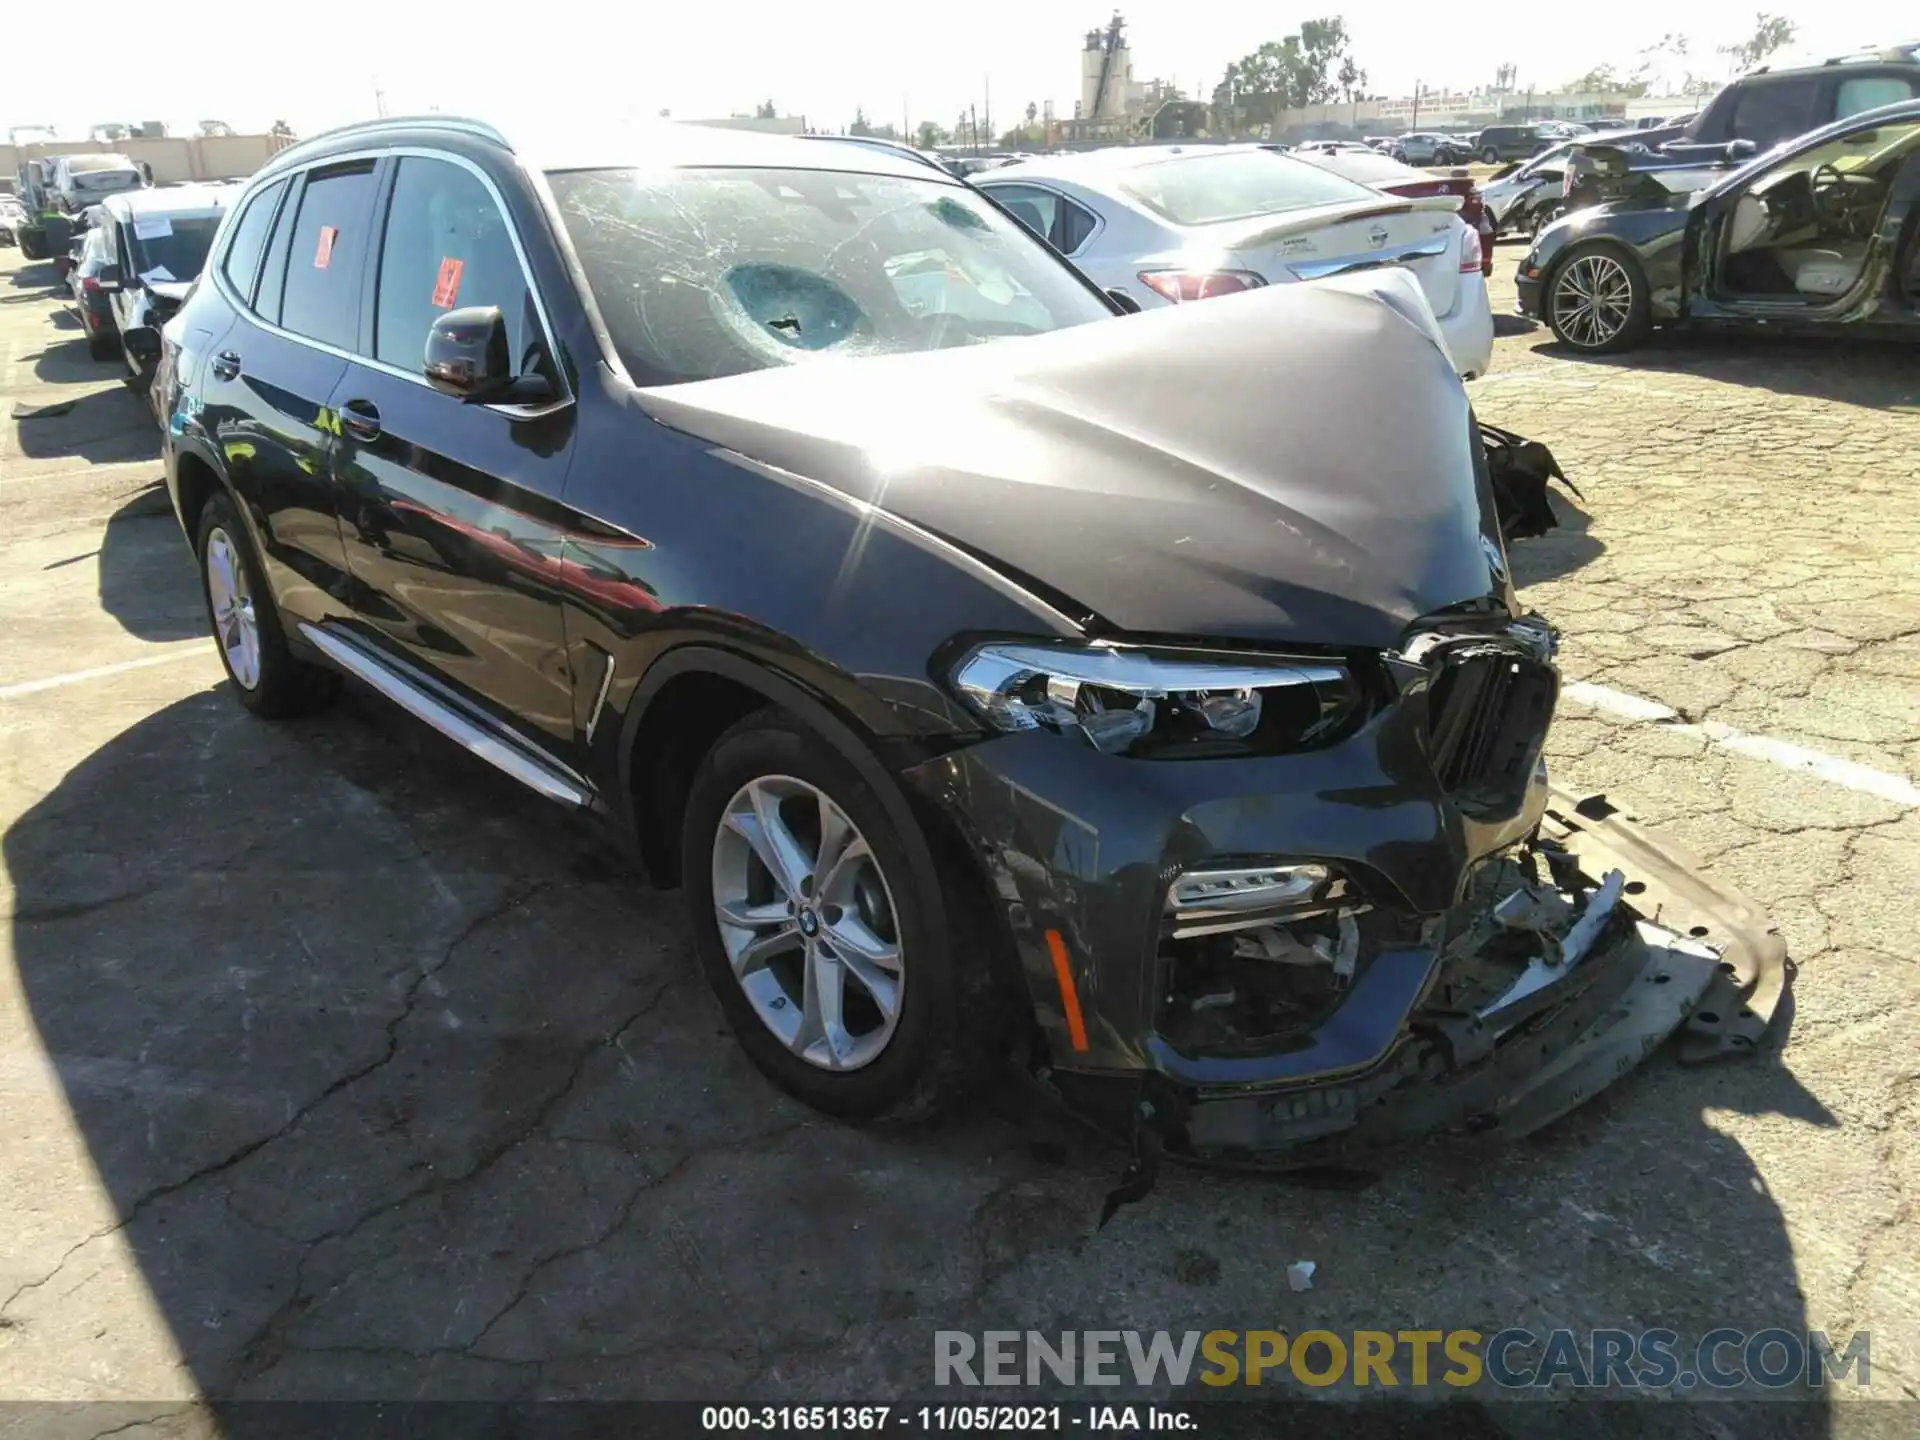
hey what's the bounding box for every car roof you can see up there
[102,184,232,221]
[262,114,964,187]
[1741,46,1920,80]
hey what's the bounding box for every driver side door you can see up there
[1694,115,1920,318]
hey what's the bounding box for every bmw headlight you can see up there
[949,641,1364,758]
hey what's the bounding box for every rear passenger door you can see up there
[329,151,579,756]
[199,160,383,625]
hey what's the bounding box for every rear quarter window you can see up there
[220,178,286,303]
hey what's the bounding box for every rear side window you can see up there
[1729,79,1820,148]
[220,178,285,302]
[374,156,536,373]
[274,161,379,349]
[982,183,1099,255]
[1836,75,1917,119]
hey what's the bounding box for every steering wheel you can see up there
[1811,163,1878,239]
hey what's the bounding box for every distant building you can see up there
[1063,14,1184,143]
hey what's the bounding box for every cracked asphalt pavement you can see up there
[1,244,1915,1430]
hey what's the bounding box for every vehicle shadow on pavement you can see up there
[11,380,159,468]
[1510,492,1604,588]
[8,262,61,292]
[96,484,207,643]
[1532,333,1920,411]
[33,338,131,390]
[1,684,1838,1422]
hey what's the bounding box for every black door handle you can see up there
[210,350,240,381]
[340,399,381,441]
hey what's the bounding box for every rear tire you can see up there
[85,326,115,361]
[195,491,338,718]
[1545,242,1651,354]
[680,711,984,1121]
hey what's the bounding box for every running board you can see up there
[298,622,594,809]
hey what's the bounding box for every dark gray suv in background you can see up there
[151,116,1784,1165]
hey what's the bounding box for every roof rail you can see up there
[267,114,512,166]
[1823,41,1920,64]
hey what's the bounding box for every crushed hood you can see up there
[637,277,1504,648]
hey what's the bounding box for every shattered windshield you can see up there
[546,166,1111,387]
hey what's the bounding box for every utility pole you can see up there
[984,76,992,151]
[371,74,388,118]
[1411,79,1420,129]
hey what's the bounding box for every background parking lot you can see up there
[1,246,1915,1426]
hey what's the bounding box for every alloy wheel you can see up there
[711,774,904,1072]
[1550,253,1635,349]
[204,528,262,690]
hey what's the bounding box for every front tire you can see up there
[195,492,338,717]
[1545,242,1651,354]
[681,711,980,1121]
[1481,146,1499,165]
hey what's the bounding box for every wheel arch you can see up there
[171,446,225,539]
[616,644,958,897]
[1542,235,1653,348]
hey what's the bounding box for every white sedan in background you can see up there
[975,145,1494,379]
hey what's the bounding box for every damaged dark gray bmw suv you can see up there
[155,117,1785,1165]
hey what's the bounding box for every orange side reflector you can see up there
[1044,929,1090,1053]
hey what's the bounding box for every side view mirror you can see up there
[425,306,556,404]
[97,264,122,291]
[1106,287,1142,314]
[1724,139,1758,162]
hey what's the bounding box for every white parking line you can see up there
[1562,681,1920,808]
[0,644,216,701]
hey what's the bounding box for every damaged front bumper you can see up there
[908,686,1785,1165]
[1158,789,1787,1164]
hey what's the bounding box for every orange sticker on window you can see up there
[313,225,337,268]
[431,256,464,309]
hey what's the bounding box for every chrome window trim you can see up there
[207,144,574,419]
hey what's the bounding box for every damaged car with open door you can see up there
[1518,100,1920,352]
[154,118,1783,1174]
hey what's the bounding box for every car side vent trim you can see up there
[298,622,593,809]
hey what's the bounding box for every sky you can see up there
[5,2,1915,142]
